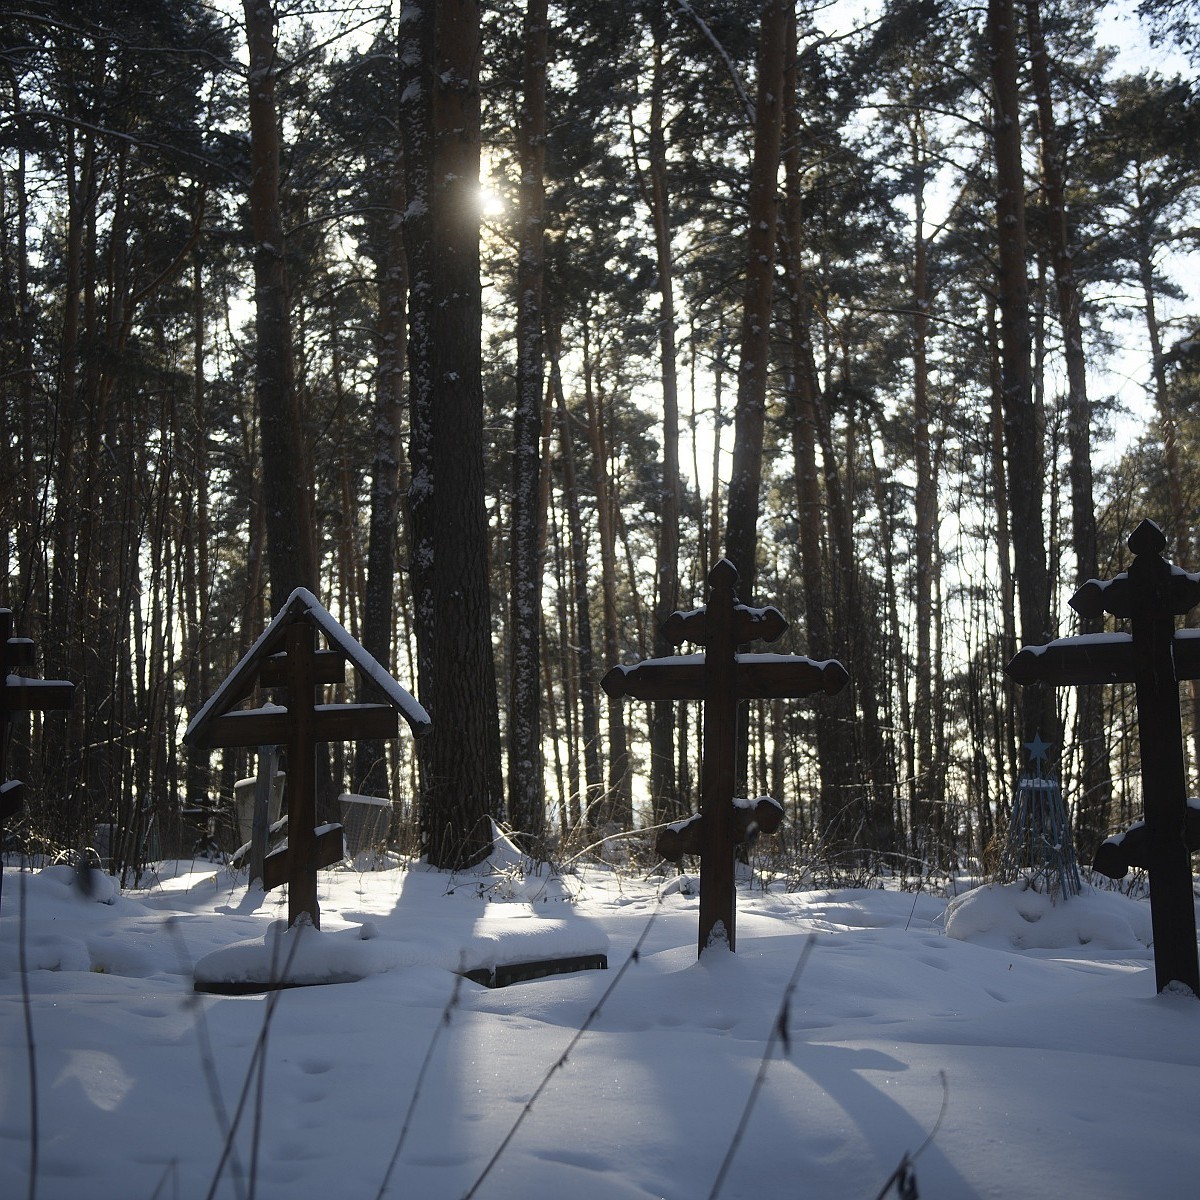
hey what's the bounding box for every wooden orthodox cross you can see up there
[1006,519,1200,995]
[185,589,430,931]
[2,610,73,919]
[1,609,74,836]
[603,559,848,957]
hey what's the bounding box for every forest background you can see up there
[1,0,1198,882]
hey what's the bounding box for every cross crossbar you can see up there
[1007,628,1200,688]
[603,655,849,703]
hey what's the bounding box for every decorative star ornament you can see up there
[1023,732,1052,768]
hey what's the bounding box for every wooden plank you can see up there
[261,824,344,893]
[1005,634,1135,686]
[698,558,739,954]
[661,607,708,647]
[731,605,788,646]
[249,746,277,886]
[203,709,292,747]
[735,657,848,699]
[1,779,23,822]
[1071,567,1200,621]
[259,649,346,689]
[1172,629,1200,680]
[4,637,35,668]
[602,656,847,703]
[661,597,789,648]
[262,844,289,893]
[199,704,399,748]
[312,704,398,742]
[1008,629,1200,686]
[602,660,706,702]
[220,648,345,709]
[287,622,319,927]
[3,678,75,712]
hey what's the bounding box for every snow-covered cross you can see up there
[602,559,848,957]
[1,609,73,840]
[1006,519,1200,996]
[185,589,430,931]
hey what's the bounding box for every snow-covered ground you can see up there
[2,841,1197,1200]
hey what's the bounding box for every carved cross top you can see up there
[1006,519,1200,996]
[603,559,847,957]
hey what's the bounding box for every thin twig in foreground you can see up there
[146,1159,179,1200]
[375,970,466,1200]
[204,921,308,1200]
[708,933,817,1200]
[871,1070,950,1200]
[169,918,247,1200]
[460,898,664,1200]
[18,870,39,1200]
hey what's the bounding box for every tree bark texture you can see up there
[724,0,789,600]
[987,0,1056,746]
[401,0,503,868]
[507,0,550,845]
[356,77,408,800]
[645,18,684,825]
[549,328,604,832]
[581,320,631,828]
[1024,0,1110,848]
[244,0,317,607]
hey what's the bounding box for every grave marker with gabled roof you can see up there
[185,588,430,931]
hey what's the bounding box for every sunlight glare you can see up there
[479,185,505,219]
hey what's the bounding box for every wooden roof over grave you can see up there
[184,587,431,749]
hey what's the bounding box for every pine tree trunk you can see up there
[581,321,631,828]
[724,0,789,597]
[987,0,1056,748]
[549,484,582,829]
[781,12,844,845]
[910,114,943,855]
[243,0,317,606]
[356,66,408,800]
[402,0,503,868]
[549,327,604,833]
[507,0,550,845]
[1024,0,1110,849]
[182,254,212,805]
[987,302,1020,781]
[645,20,684,825]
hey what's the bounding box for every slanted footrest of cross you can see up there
[1093,803,1200,881]
[657,796,784,864]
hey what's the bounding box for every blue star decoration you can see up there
[1023,732,1052,767]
